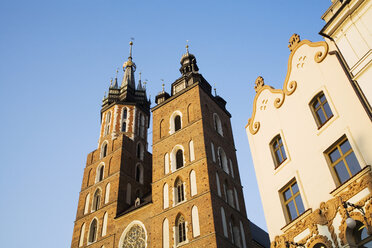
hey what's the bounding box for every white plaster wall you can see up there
[246,40,372,239]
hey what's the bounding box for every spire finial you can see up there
[143,81,147,89]
[129,38,134,58]
[161,79,165,92]
[186,40,189,54]
[110,78,113,87]
[115,68,119,78]
[214,84,217,96]
[139,71,142,81]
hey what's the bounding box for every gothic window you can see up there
[175,178,185,204]
[122,108,128,132]
[84,193,90,215]
[190,170,197,196]
[101,142,108,158]
[221,207,228,237]
[223,180,228,202]
[88,219,98,243]
[163,218,169,248]
[270,135,287,168]
[104,111,111,136]
[216,172,221,197]
[137,143,144,160]
[310,91,333,128]
[281,180,305,221]
[87,169,92,187]
[189,140,195,162]
[79,223,85,247]
[217,147,229,174]
[92,189,101,212]
[164,153,169,174]
[213,113,223,136]
[234,188,240,211]
[160,119,165,138]
[122,224,146,248]
[230,216,241,247]
[211,142,216,162]
[102,212,108,237]
[140,114,145,138]
[229,159,235,178]
[176,149,184,169]
[176,215,186,244]
[96,165,104,182]
[135,164,143,184]
[191,206,200,237]
[163,183,169,209]
[326,136,361,184]
[175,115,181,131]
[122,121,127,132]
[104,183,110,204]
[123,108,128,119]
[239,221,247,248]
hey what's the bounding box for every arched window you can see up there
[175,178,185,204]
[101,142,108,158]
[163,218,169,248]
[221,207,228,237]
[122,121,127,132]
[92,189,101,211]
[84,193,90,215]
[121,223,147,248]
[211,142,216,162]
[310,91,333,127]
[347,221,372,247]
[187,104,193,123]
[136,142,144,160]
[126,183,131,205]
[216,172,221,197]
[189,140,195,162]
[87,169,92,187]
[174,115,181,131]
[218,147,229,174]
[176,215,186,244]
[176,149,184,169]
[164,153,169,174]
[140,114,145,138]
[270,135,287,168]
[234,187,240,211]
[122,107,128,132]
[213,113,223,136]
[191,206,200,237]
[96,165,104,183]
[163,183,169,209]
[79,223,85,247]
[239,221,247,248]
[123,108,128,119]
[229,159,235,178]
[190,170,197,196]
[102,212,108,237]
[160,119,165,138]
[104,111,111,136]
[88,218,98,243]
[135,164,144,184]
[104,183,110,204]
[231,216,241,247]
[223,180,228,202]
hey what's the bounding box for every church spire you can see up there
[180,42,199,75]
[121,41,136,89]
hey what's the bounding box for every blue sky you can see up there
[0,0,331,247]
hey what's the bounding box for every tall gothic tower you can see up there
[71,43,267,248]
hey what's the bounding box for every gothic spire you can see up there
[121,41,136,89]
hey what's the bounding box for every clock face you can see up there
[122,224,146,248]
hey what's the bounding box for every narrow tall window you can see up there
[175,179,185,204]
[281,180,305,221]
[163,218,169,248]
[126,183,131,205]
[104,183,110,204]
[88,219,98,243]
[164,153,169,174]
[221,207,228,237]
[102,143,108,158]
[326,137,361,184]
[191,206,200,237]
[174,115,181,131]
[92,189,101,211]
[270,135,287,167]
[122,121,127,132]
[135,164,143,184]
[98,166,104,182]
[104,112,111,136]
[190,170,197,196]
[176,149,184,169]
[123,108,128,119]
[218,147,229,174]
[189,140,195,162]
[122,108,128,132]
[102,212,108,237]
[176,215,186,244]
[137,143,143,160]
[310,92,333,127]
[213,113,223,136]
[163,183,169,209]
[84,193,90,214]
[79,223,85,247]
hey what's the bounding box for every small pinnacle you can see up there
[162,83,165,92]
[110,78,113,87]
[186,40,189,54]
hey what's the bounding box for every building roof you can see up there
[249,221,270,248]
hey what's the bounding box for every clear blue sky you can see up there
[0,0,331,247]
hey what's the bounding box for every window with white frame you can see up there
[88,218,98,244]
[92,189,101,212]
[213,113,223,136]
[170,111,182,134]
[175,178,185,204]
[176,214,186,245]
[104,111,111,136]
[101,142,108,158]
[122,107,128,132]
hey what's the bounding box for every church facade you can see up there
[245,0,372,247]
[71,43,268,248]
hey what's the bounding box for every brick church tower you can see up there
[71,43,267,248]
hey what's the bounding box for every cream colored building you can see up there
[245,23,372,248]
[320,0,372,119]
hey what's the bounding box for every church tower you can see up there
[70,42,152,247]
[151,46,253,248]
[71,43,268,248]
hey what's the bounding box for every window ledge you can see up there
[281,208,312,233]
[330,165,371,197]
